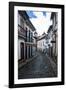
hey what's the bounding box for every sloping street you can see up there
[18,51,57,79]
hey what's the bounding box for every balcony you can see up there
[53,23,57,32]
[18,25,26,39]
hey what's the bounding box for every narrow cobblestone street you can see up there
[18,51,57,79]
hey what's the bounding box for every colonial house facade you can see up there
[18,11,37,62]
[46,25,53,57]
[37,33,47,52]
[32,31,38,55]
[50,12,58,62]
[46,12,58,63]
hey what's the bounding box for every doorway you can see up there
[20,43,24,60]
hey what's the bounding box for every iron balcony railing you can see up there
[18,24,33,42]
[18,24,26,38]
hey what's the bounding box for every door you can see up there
[21,43,24,60]
[25,45,27,59]
[29,46,30,58]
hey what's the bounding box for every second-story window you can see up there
[30,32,33,42]
[25,28,30,42]
[31,31,32,42]
[25,27,27,41]
[29,30,30,42]
[20,18,24,28]
[27,30,29,42]
[43,41,44,46]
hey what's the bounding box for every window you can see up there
[27,30,30,42]
[43,41,44,46]
[20,16,24,28]
[31,32,33,42]
[29,31,33,42]
[25,27,27,41]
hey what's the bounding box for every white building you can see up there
[46,25,53,56]
[37,33,47,52]
[32,31,38,55]
[18,11,36,62]
[50,12,58,60]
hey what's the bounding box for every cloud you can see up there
[29,11,52,35]
[26,11,37,18]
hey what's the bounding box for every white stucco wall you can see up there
[33,37,36,44]
[18,11,36,60]
[37,39,47,52]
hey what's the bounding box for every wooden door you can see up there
[21,43,24,60]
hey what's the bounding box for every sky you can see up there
[26,11,52,36]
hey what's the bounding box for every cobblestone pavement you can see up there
[18,51,57,79]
